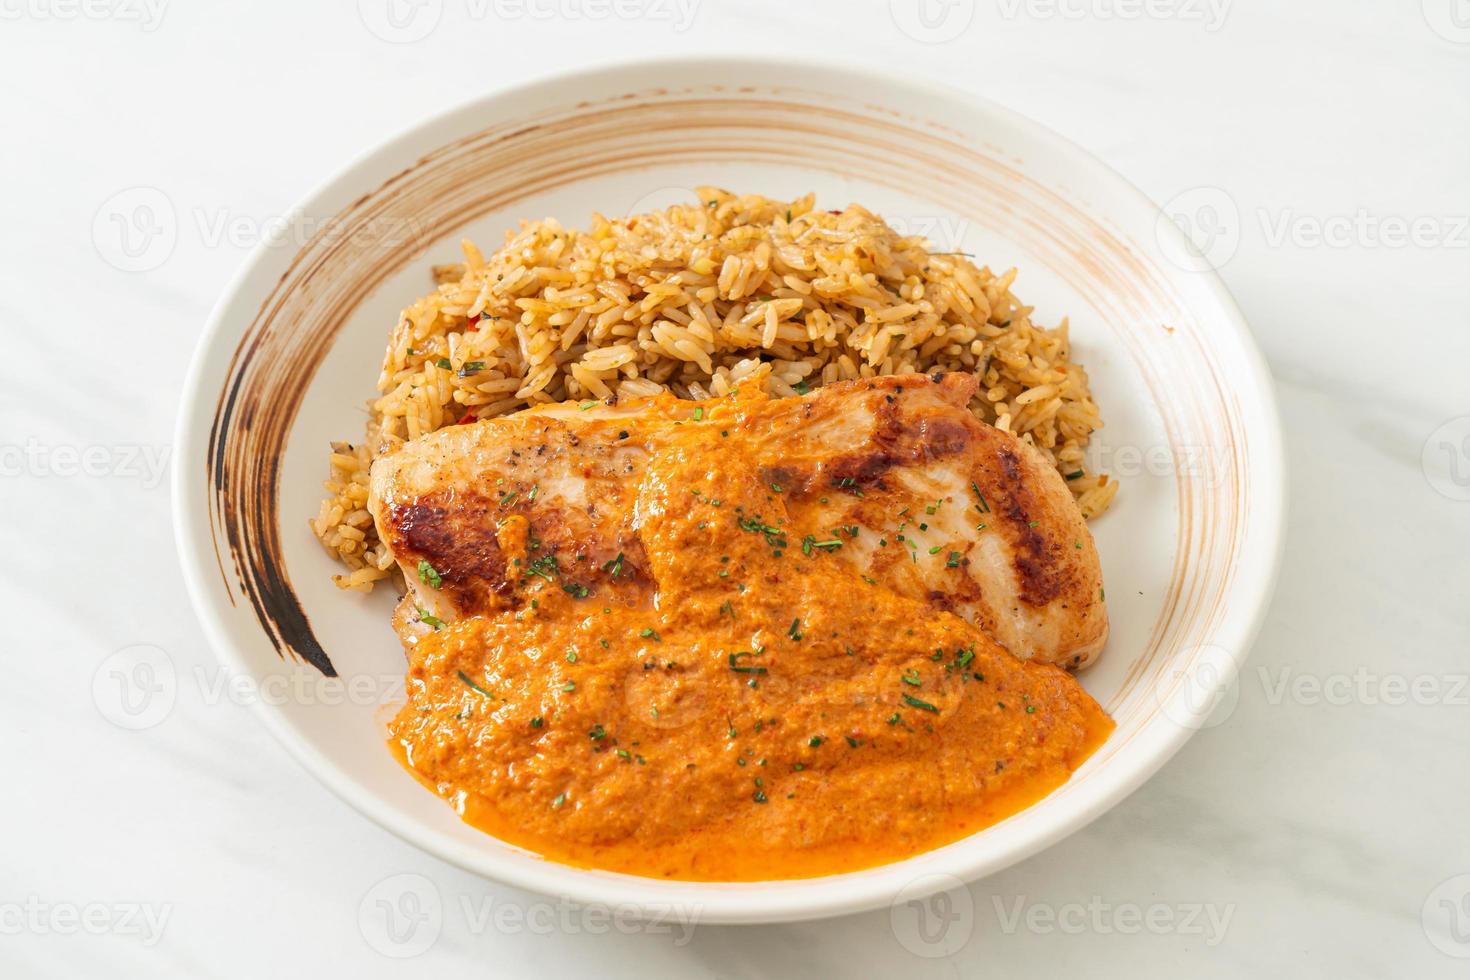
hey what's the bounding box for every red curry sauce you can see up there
[389,424,1111,880]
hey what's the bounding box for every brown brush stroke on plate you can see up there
[204,81,1245,731]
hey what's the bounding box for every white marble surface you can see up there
[4,1,1468,976]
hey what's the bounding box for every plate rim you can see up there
[172,52,1286,924]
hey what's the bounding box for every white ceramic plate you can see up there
[174,56,1284,924]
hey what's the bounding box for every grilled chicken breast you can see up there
[369,373,1107,668]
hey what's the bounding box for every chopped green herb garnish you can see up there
[808,735,824,748]
[588,724,607,740]
[417,608,445,630]
[737,514,787,549]
[499,490,518,508]
[457,671,493,698]
[903,693,940,713]
[416,559,442,589]
[801,534,843,555]
[523,553,559,582]
[435,357,452,371]
[531,716,543,728]
[728,652,768,675]
[788,618,803,641]
[640,627,662,642]
[971,482,991,513]
[901,669,922,687]
[692,407,704,421]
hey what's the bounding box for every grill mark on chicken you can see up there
[387,494,514,607]
[388,491,652,610]
[992,447,1065,607]
[820,388,972,495]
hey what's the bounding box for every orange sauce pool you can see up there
[388,422,1112,881]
